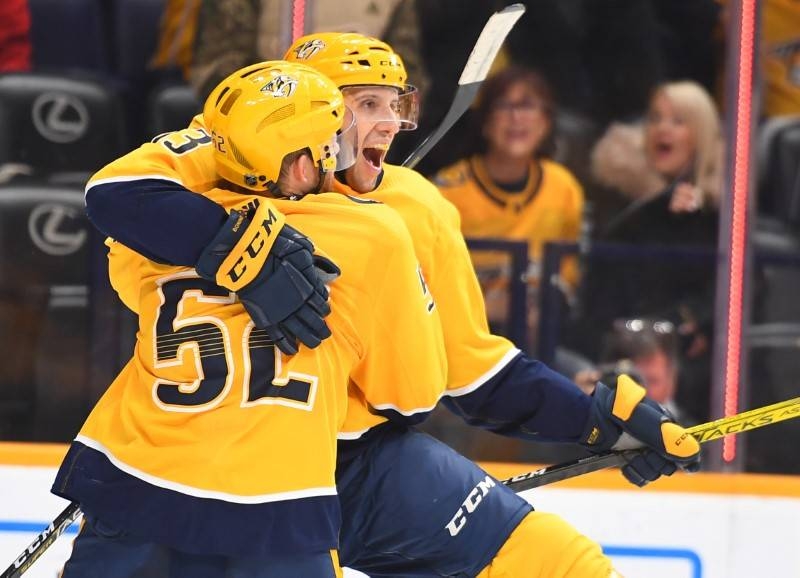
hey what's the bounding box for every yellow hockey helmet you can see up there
[285,33,418,130]
[203,60,357,191]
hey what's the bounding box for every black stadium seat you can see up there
[113,0,167,82]
[112,0,169,145]
[146,82,202,138]
[28,0,111,74]
[0,183,93,441]
[0,73,127,177]
[757,115,800,228]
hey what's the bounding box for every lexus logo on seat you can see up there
[31,92,90,143]
[28,203,87,256]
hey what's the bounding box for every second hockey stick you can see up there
[0,501,81,578]
[502,395,800,493]
[7,397,800,577]
[401,3,526,169]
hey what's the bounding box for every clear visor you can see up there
[318,107,358,172]
[342,85,419,131]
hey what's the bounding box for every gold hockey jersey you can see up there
[83,116,516,441]
[334,165,519,437]
[55,171,446,556]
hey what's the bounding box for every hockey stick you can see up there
[5,398,800,577]
[1,501,81,578]
[502,396,800,493]
[401,3,526,169]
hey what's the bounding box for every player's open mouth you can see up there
[362,144,389,171]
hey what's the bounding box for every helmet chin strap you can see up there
[264,180,284,198]
[311,163,327,195]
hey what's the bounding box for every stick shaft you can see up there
[0,502,82,578]
[503,396,800,492]
[12,400,798,573]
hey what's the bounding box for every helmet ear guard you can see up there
[285,33,419,131]
[202,60,353,192]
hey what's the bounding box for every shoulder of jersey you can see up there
[383,164,449,201]
[382,164,461,224]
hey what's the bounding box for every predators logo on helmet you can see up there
[292,38,326,60]
[202,60,357,191]
[261,74,298,98]
[284,33,419,130]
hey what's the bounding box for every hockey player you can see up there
[51,61,447,578]
[82,35,701,577]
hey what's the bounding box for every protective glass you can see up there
[342,86,420,131]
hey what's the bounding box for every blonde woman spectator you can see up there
[571,80,724,422]
[592,80,723,217]
[433,66,584,344]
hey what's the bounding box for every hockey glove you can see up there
[196,200,340,355]
[580,374,701,487]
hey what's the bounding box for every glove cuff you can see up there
[580,381,622,451]
[196,200,286,290]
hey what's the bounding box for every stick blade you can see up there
[458,3,526,85]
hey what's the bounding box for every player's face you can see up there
[483,81,550,160]
[644,92,696,180]
[341,86,402,193]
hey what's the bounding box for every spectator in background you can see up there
[433,66,584,351]
[150,0,202,82]
[715,0,800,117]
[592,80,724,214]
[761,0,800,116]
[568,80,723,422]
[600,318,698,425]
[189,0,403,100]
[383,0,722,177]
[0,0,31,72]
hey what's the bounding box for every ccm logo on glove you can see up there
[219,205,284,289]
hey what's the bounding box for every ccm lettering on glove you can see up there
[196,199,339,355]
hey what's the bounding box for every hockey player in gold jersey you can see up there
[52,61,446,578]
[79,35,700,578]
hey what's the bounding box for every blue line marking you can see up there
[0,521,79,535]
[603,545,702,578]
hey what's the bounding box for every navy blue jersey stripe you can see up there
[52,443,340,558]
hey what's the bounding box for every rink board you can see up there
[1,443,799,578]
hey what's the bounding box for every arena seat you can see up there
[0,73,127,177]
[146,82,202,139]
[112,0,166,82]
[0,183,93,441]
[757,115,800,228]
[28,0,111,73]
[112,0,170,145]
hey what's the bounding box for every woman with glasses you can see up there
[433,66,584,349]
